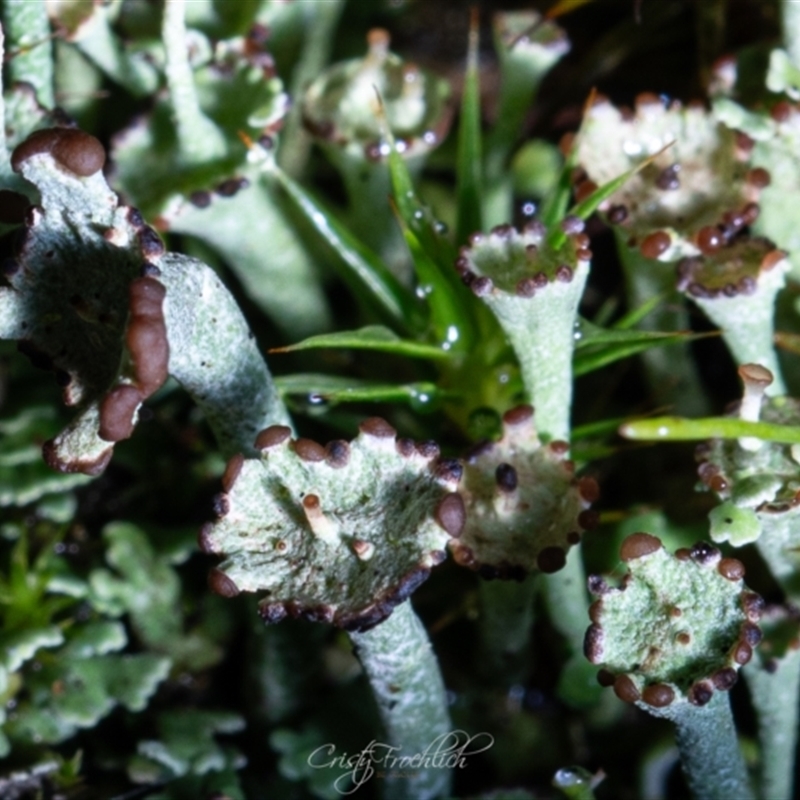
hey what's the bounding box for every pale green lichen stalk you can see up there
[457,221,591,443]
[585,533,761,800]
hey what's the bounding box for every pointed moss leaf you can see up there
[136,710,245,779]
[452,406,594,577]
[577,96,758,258]
[302,30,451,163]
[709,502,761,546]
[562,145,671,250]
[275,374,451,407]
[0,406,90,506]
[456,20,483,245]
[272,167,421,332]
[540,138,579,229]
[167,173,331,339]
[458,222,589,440]
[574,330,708,377]
[400,224,475,351]
[766,49,800,99]
[202,423,458,630]
[158,252,291,456]
[1,626,64,672]
[587,538,758,703]
[273,325,453,361]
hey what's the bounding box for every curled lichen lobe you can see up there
[200,422,461,630]
[450,405,597,578]
[586,534,761,707]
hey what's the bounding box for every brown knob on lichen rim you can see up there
[11,128,106,177]
[620,532,662,562]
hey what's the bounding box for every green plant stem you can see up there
[783,0,800,68]
[478,576,537,684]
[642,692,754,800]
[4,0,54,109]
[277,0,344,179]
[744,649,800,800]
[161,0,225,166]
[349,601,452,800]
[616,236,711,417]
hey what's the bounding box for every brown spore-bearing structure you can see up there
[11,127,106,177]
[200,421,461,631]
[450,404,597,579]
[620,532,662,561]
[98,276,169,443]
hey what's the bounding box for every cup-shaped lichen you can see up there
[451,404,599,578]
[302,29,451,165]
[576,94,764,259]
[675,240,789,391]
[199,418,464,630]
[586,533,760,800]
[199,418,464,800]
[110,19,331,338]
[586,533,762,707]
[456,221,591,442]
